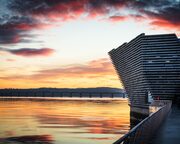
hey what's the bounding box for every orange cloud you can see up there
[0,58,121,88]
[109,16,127,22]
[31,58,115,79]
[150,19,180,31]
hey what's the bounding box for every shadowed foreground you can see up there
[150,105,180,144]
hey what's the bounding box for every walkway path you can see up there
[150,105,180,144]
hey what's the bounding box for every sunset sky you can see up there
[0,0,179,88]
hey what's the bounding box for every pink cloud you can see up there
[109,16,127,22]
[0,48,55,57]
[6,59,15,62]
[0,58,117,81]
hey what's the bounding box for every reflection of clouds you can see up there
[80,116,107,121]
[4,131,15,137]
[1,135,54,144]
[87,137,112,140]
[34,100,130,137]
[74,136,113,141]
[0,100,130,143]
[36,114,129,135]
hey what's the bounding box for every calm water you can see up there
[0,98,130,144]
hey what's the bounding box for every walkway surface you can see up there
[150,105,180,144]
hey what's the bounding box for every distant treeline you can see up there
[0,87,125,98]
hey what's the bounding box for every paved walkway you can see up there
[150,105,180,144]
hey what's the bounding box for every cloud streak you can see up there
[0,47,55,57]
[28,58,115,80]
[0,58,117,80]
[0,58,121,88]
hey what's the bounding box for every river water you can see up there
[0,98,130,144]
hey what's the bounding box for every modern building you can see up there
[109,33,180,115]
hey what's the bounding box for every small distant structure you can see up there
[147,91,153,103]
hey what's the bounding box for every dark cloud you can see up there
[0,0,179,44]
[0,47,55,57]
[9,0,179,25]
[0,15,45,44]
[8,0,179,19]
[140,4,180,24]
[139,3,180,31]
[9,0,86,18]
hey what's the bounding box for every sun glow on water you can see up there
[0,98,130,144]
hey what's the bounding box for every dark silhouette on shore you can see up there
[0,87,125,98]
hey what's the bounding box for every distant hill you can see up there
[38,87,124,92]
[0,87,125,98]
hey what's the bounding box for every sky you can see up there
[0,0,180,89]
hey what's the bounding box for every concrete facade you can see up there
[109,33,180,111]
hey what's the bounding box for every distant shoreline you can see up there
[0,96,127,101]
[0,87,125,98]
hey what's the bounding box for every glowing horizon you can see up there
[0,0,179,89]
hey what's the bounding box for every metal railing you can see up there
[113,101,172,144]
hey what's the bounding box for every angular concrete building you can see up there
[109,33,180,115]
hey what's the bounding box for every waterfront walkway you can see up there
[150,105,180,144]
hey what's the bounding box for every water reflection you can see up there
[0,98,130,144]
[1,135,53,144]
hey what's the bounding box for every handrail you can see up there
[113,101,172,144]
